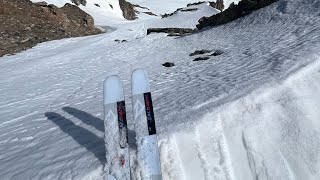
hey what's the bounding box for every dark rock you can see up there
[114,39,128,43]
[71,0,86,6]
[180,8,198,12]
[35,1,47,6]
[209,0,224,11]
[197,0,279,30]
[133,4,149,10]
[143,12,157,16]
[193,57,210,61]
[186,1,224,11]
[190,49,211,56]
[118,0,137,20]
[94,3,100,7]
[211,50,224,56]
[0,0,102,57]
[161,8,182,18]
[147,28,196,35]
[162,62,175,67]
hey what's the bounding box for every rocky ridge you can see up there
[0,0,102,57]
[197,0,279,29]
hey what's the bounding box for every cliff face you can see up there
[0,0,102,57]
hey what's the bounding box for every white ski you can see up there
[131,69,162,180]
[103,75,130,180]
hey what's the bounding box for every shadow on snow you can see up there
[45,107,137,164]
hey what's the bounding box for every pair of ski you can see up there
[103,69,162,180]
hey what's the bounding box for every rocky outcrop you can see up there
[186,1,224,11]
[197,0,278,30]
[0,0,102,57]
[147,28,196,35]
[71,0,86,6]
[209,0,224,11]
[119,0,136,20]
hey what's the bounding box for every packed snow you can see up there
[1,0,320,179]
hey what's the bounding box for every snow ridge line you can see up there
[279,150,296,180]
[194,128,211,180]
[217,116,234,180]
[241,131,270,180]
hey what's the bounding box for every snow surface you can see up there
[127,0,241,14]
[1,0,320,179]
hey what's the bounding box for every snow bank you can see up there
[160,57,320,180]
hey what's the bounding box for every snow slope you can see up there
[128,0,241,14]
[1,0,320,179]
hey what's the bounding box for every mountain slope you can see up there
[0,0,320,179]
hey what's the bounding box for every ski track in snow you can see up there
[1,0,320,179]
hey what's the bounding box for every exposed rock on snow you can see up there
[211,50,224,56]
[0,0,101,57]
[193,56,210,61]
[197,0,278,29]
[162,62,175,67]
[147,28,196,35]
[187,0,224,11]
[114,39,128,43]
[119,0,137,20]
[143,11,157,16]
[190,49,212,56]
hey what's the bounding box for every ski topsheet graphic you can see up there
[103,75,130,180]
[131,69,162,180]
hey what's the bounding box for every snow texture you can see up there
[1,0,320,179]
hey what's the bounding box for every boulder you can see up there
[162,62,175,67]
[119,0,137,20]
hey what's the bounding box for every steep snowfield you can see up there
[128,0,241,14]
[1,0,320,179]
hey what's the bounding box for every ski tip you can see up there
[104,75,124,104]
[132,68,151,94]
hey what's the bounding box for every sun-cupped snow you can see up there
[1,0,320,179]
